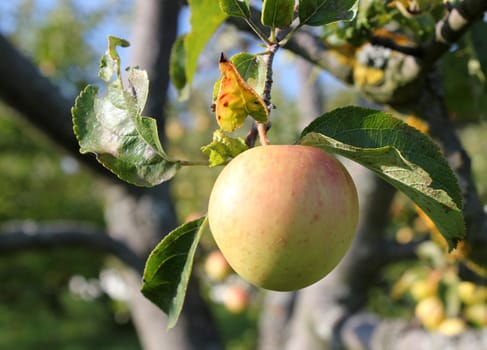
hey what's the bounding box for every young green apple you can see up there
[208,145,359,291]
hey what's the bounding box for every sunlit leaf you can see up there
[72,36,180,187]
[213,52,267,100]
[471,21,487,83]
[169,35,189,99]
[213,53,268,132]
[98,36,129,82]
[201,129,248,166]
[219,0,250,18]
[184,0,227,96]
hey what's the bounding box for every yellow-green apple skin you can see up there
[208,145,359,291]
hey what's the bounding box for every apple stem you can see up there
[257,123,269,146]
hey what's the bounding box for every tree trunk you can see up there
[100,1,222,349]
[0,0,222,347]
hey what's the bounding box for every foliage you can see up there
[70,0,473,327]
[0,110,104,223]
[300,106,464,249]
[3,0,486,346]
[0,249,140,350]
[141,217,207,328]
[212,53,268,132]
[442,34,487,122]
[0,1,140,347]
[0,108,141,347]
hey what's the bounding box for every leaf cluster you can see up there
[70,0,467,328]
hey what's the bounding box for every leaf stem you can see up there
[278,22,304,47]
[245,18,272,45]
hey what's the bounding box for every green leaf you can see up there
[299,106,465,249]
[184,0,227,96]
[141,217,207,329]
[471,21,487,83]
[441,46,487,121]
[218,0,250,18]
[230,53,267,94]
[99,35,130,82]
[169,35,189,100]
[298,0,359,26]
[262,0,295,28]
[127,66,149,114]
[201,129,248,166]
[72,37,180,187]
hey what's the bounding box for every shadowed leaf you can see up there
[141,217,207,328]
[299,0,358,26]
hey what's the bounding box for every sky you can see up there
[0,0,346,109]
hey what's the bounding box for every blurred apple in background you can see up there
[436,317,466,336]
[204,250,233,282]
[415,296,445,330]
[223,285,249,314]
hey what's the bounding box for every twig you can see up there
[422,0,487,67]
[254,42,279,146]
[369,35,424,57]
[257,123,270,145]
[245,122,259,147]
[0,221,145,273]
[262,43,279,108]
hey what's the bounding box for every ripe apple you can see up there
[458,281,487,305]
[204,250,232,281]
[185,211,204,223]
[465,303,487,327]
[223,285,249,314]
[436,317,466,336]
[415,296,445,330]
[410,278,438,302]
[207,145,359,291]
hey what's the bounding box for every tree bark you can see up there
[101,1,222,349]
[0,221,144,272]
[0,1,222,348]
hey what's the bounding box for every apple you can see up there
[410,278,438,302]
[458,281,487,305]
[415,296,445,330]
[465,303,487,327]
[436,317,466,336]
[204,250,232,281]
[207,145,359,291]
[184,212,204,223]
[223,285,249,314]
